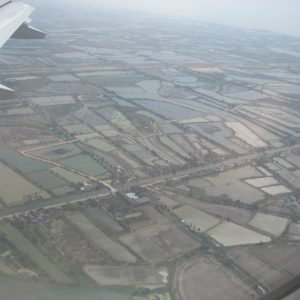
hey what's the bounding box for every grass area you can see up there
[43,104,77,119]
[66,212,137,263]
[59,154,107,177]
[118,106,154,133]
[0,223,69,283]
[0,144,51,173]
[0,162,49,207]
[27,170,68,190]
[100,106,139,134]
[30,144,82,161]
[159,136,190,158]
[51,167,86,184]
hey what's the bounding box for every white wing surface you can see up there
[0,0,44,48]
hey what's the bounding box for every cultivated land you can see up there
[66,212,137,263]
[0,161,49,206]
[188,166,266,204]
[120,223,199,263]
[172,205,220,232]
[173,256,256,300]
[227,248,289,291]
[0,223,69,283]
[248,213,289,237]
[207,221,271,246]
[0,8,300,300]
[83,265,167,287]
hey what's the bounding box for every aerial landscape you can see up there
[0,4,300,300]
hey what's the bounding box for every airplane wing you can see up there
[0,0,45,48]
[0,0,45,98]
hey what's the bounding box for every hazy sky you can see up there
[29,0,300,37]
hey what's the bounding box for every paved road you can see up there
[0,191,110,220]
[1,143,299,220]
[121,143,300,190]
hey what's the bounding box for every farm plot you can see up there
[178,116,209,124]
[122,144,155,162]
[0,223,69,283]
[261,185,291,196]
[188,166,265,204]
[86,207,124,233]
[0,144,51,173]
[59,154,107,177]
[246,243,300,277]
[30,96,75,106]
[248,213,289,237]
[83,265,167,287]
[86,138,116,152]
[173,256,256,300]
[130,206,169,230]
[207,221,271,246]
[0,162,49,207]
[285,155,300,168]
[190,202,253,224]
[51,186,74,196]
[159,124,183,134]
[75,132,101,141]
[50,167,86,184]
[99,107,139,134]
[245,177,278,188]
[136,137,176,165]
[150,137,184,164]
[63,123,93,135]
[286,223,300,240]
[48,74,79,82]
[225,90,266,101]
[27,170,69,190]
[226,122,267,148]
[273,157,294,169]
[45,217,103,264]
[94,125,119,137]
[274,169,300,189]
[29,143,82,161]
[227,248,287,291]
[73,107,106,127]
[172,205,220,232]
[120,223,199,264]
[190,122,248,155]
[66,213,136,263]
[170,134,197,155]
[159,136,190,159]
[136,100,201,120]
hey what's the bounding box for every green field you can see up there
[66,213,136,263]
[0,145,50,173]
[0,162,49,207]
[27,170,69,190]
[30,144,82,161]
[51,167,87,183]
[0,224,69,283]
[100,107,139,134]
[86,139,116,152]
[159,136,190,158]
[59,154,107,176]
[51,186,74,196]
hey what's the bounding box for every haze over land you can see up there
[28,0,300,37]
[1,1,300,300]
